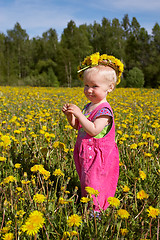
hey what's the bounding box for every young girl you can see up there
[62,52,124,211]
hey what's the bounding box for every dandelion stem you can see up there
[43,225,49,240]
[157,218,159,240]
[0,209,5,230]
[134,179,138,212]
[134,202,146,219]
[150,218,153,239]
[116,220,122,240]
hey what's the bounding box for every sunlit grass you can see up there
[0,86,160,239]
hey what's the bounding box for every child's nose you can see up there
[88,87,92,93]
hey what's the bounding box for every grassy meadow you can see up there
[0,86,160,240]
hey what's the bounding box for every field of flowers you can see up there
[0,86,160,240]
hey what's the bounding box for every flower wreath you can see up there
[77,52,124,85]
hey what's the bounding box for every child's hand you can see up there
[66,104,82,118]
[62,103,69,113]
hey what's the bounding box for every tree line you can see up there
[0,14,160,88]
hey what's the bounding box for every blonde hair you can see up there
[83,65,117,85]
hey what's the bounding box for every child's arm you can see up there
[62,104,79,130]
[65,104,111,136]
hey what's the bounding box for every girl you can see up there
[62,52,124,211]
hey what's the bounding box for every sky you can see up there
[0,0,160,40]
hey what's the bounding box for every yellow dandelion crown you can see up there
[77,52,124,85]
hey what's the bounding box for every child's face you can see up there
[84,71,111,104]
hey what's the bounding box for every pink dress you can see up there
[74,102,119,211]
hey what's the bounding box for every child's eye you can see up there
[93,86,98,88]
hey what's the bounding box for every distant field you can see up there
[0,87,159,239]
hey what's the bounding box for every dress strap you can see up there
[88,102,112,121]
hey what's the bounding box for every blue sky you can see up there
[0,0,160,39]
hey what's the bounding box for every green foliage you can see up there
[0,87,159,239]
[126,67,144,88]
[0,18,160,88]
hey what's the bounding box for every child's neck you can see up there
[87,99,107,113]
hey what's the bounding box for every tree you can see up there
[122,14,131,38]
[5,22,30,83]
[0,33,6,84]
[126,67,144,88]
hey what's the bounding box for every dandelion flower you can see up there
[2,233,14,240]
[117,209,130,219]
[33,193,46,203]
[80,197,90,203]
[3,176,16,184]
[147,206,160,218]
[71,230,78,236]
[21,210,45,236]
[67,214,82,227]
[1,226,10,233]
[122,185,130,192]
[107,197,120,208]
[63,231,70,237]
[130,143,137,149]
[59,197,69,205]
[137,190,149,200]
[21,221,40,236]
[85,186,99,196]
[53,168,64,177]
[14,163,21,169]
[120,228,128,236]
[139,170,146,180]
[0,157,6,162]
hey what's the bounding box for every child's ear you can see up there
[107,83,115,93]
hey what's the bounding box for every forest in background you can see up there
[0,14,160,88]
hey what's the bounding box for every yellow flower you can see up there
[153,143,159,148]
[33,193,46,203]
[85,186,99,196]
[67,214,82,227]
[21,220,40,236]
[0,157,6,162]
[31,165,50,180]
[80,197,90,203]
[63,231,70,237]
[16,210,26,218]
[1,226,10,233]
[1,135,11,148]
[70,230,78,236]
[21,210,45,236]
[31,164,44,172]
[147,206,160,218]
[59,197,69,205]
[122,185,130,192]
[2,233,14,240]
[107,197,120,208]
[3,176,16,184]
[137,190,149,200]
[139,170,146,180]
[130,143,138,149]
[144,152,152,157]
[53,169,64,177]
[90,52,100,65]
[14,163,21,169]
[117,209,130,219]
[78,52,124,84]
[120,228,128,236]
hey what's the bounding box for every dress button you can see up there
[89,147,92,150]
[89,156,92,159]
[89,139,91,142]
